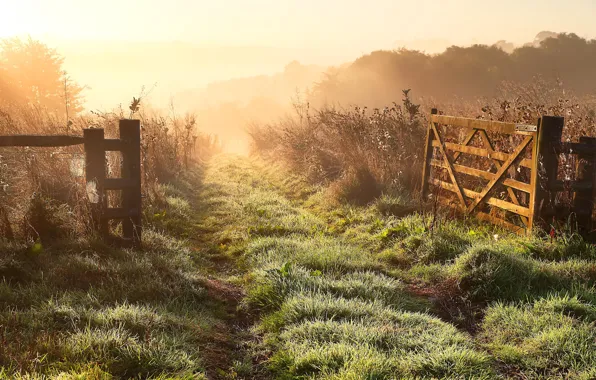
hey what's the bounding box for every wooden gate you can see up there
[421,109,570,234]
[0,120,142,247]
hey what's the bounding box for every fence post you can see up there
[531,116,564,230]
[573,136,596,235]
[83,128,107,237]
[119,120,142,248]
[421,108,438,200]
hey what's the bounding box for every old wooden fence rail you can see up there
[421,109,595,235]
[0,120,142,247]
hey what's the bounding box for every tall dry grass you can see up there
[0,101,220,243]
[250,80,596,208]
[249,90,425,204]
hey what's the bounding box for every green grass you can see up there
[0,171,231,379]
[3,154,596,378]
[480,295,596,378]
[206,156,596,378]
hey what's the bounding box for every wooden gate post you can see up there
[421,108,438,199]
[531,116,564,230]
[573,136,596,234]
[83,128,107,236]
[119,120,142,247]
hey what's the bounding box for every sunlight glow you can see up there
[0,4,21,37]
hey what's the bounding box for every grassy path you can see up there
[197,156,495,379]
[196,155,596,379]
[1,154,595,379]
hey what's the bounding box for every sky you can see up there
[2,0,596,110]
[2,0,596,49]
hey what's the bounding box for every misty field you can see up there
[2,33,596,379]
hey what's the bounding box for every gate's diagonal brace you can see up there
[467,135,533,214]
[478,130,529,227]
[431,121,468,208]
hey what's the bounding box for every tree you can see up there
[533,31,559,47]
[0,37,84,116]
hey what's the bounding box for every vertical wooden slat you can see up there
[421,109,437,199]
[527,119,541,234]
[83,128,108,237]
[531,116,564,229]
[573,136,596,234]
[119,120,142,247]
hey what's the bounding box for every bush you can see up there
[249,90,425,196]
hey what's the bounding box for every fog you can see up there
[48,37,501,153]
[3,29,596,154]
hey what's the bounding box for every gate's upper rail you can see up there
[431,115,537,135]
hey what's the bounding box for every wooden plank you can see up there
[432,115,517,134]
[560,142,596,156]
[527,119,540,233]
[104,139,124,151]
[0,135,84,147]
[573,137,596,234]
[430,121,467,208]
[104,178,137,190]
[532,116,564,229]
[421,109,437,198]
[83,128,108,237]
[431,140,533,168]
[476,212,525,234]
[430,178,531,217]
[103,208,138,219]
[467,135,533,214]
[431,159,532,192]
[551,181,593,191]
[119,120,142,247]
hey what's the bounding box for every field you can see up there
[2,34,596,379]
[2,152,595,379]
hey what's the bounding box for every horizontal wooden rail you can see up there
[436,195,525,233]
[431,140,533,168]
[104,208,139,219]
[104,139,124,151]
[430,159,532,192]
[430,178,531,217]
[432,115,536,135]
[551,180,593,191]
[559,142,596,156]
[476,211,525,233]
[0,135,84,147]
[104,178,138,190]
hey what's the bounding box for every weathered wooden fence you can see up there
[0,120,142,247]
[421,110,595,235]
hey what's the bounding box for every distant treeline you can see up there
[308,32,596,107]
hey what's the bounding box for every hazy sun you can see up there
[0,3,33,38]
